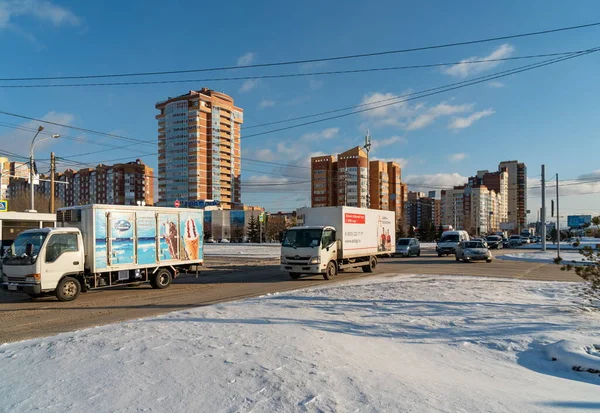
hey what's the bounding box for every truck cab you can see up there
[280,226,338,279]
[1,227,85,301]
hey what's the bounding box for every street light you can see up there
[28,127,60,212]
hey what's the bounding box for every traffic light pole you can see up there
[541,165,546,251]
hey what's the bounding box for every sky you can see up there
[0,0,599,223]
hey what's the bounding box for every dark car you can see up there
[485,235,503,249]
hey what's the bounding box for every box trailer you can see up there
[280,207,395,280]
[1,204,203,301]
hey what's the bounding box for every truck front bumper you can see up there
[436,247,456,254]
[281,264,325,274]
[1,282,42,295]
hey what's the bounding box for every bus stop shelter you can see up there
[0,211,56,253]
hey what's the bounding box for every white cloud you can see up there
[359,91,419,128]
[448,153,468,163]
[0,0,80,29]
[301,127,340,142]
[488,81,505,88]
[377,158,409,168]
[237,52,256,66]
[309,78,324,90]
[258,99,275,109]
[443,43,515,78]
[448,109,495,130]
[371,136,407,150]
[403,173,468,192]
[239,79,259,93]
[406,103,473,131]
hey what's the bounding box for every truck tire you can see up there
[56,276,81,302]
[323,261,337,280]
[289,272,301,280]
[362,256,377,273]
[150,269,172,289]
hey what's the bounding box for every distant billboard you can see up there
[500,222,515,230]
[567,215,592,228]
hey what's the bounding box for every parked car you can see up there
[508,235,523,247]
[502,237,510,248]
[206,238,216,243]
[486,235,503,249]
[218,238,230,243]
[455,240,493,263]
[395,238,421,257]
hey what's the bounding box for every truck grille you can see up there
[286,256,311,261]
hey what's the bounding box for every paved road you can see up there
[0,251,581,343]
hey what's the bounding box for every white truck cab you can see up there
[280,226,339,279]
[1,227,84,300]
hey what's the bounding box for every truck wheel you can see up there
[56,277,81,302]
[455,256,460,262]
[362,257,377,273]
[323,261,337,280]
[437,253,442,257]
[151,269,172,289]
[289,272,301,280]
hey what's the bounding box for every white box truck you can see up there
[1,204,204,301]
[280,207,395,280]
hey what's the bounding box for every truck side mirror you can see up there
[25,243,34,257]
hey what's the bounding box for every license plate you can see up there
[8,284,17,291]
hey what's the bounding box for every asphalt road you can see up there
[0,251,581,343]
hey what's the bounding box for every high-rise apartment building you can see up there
[498,161,527,231]
[405,191,440,230]
[8,159,153,208]
[311,155,337,207]
[156,88,243,209]
[310,147,407,230]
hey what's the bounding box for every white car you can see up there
[455,241,493,263]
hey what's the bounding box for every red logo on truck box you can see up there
[345,213,365,224]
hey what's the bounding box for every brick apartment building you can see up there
[310,146,407,228]
[7,159,153,208]
[156,88,243,209]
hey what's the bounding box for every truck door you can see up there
[108,212,135,266]
[42,232,84,290]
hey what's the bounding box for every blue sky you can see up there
[0,0,599,222]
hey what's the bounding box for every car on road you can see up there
[508,235,524,247]
[502,237,510,248]
[485,235,503,249]
[436,230,470,256]
[395,238,421,257]
[455,240,493,263]
[219,238,230,243]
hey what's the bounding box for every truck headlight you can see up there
[309,257,320,265]
[280,255,286,264]
[2,275,7,283]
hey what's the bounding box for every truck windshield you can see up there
[440,234,459,243]
[2,231,48,265]
[282,229,323,248]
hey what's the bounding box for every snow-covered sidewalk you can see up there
[1,275,599,412]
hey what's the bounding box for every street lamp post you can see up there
[28,126,60,212]
[363,130,372,209]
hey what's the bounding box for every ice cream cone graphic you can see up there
[184,218,200,260]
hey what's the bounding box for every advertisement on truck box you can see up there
[342,211,394,254]
[180,212,203,260]
[159,213,179,260]
[108,211,135,265]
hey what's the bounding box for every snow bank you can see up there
[1,275,599,412]
[204,243,280,258]
[546,340,600,373]
[499,251,587,264]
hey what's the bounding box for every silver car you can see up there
[395,238,421,257]
[455,241,493,263]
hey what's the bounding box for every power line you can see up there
[0,51,585,88]
[2,21,599,81]
[240,48,600,139]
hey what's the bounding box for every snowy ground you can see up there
[499,250,588,264]
[1,275,599,413]
[517,238,600,251]
[204,243,280,258]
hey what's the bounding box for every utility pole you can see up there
[363,130,371,209]
[50,152,55,213]
[556,174,560,260]
[541,165,546,251]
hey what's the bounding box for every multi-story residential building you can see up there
[369,161,391,211]
[156,88,243,209]
[311,155,337,207]
[498,160,527,231]
[337,146,369,208]
[0,158,30,199]
[405,191,439,230]
[8,159,153,208]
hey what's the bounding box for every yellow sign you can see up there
[0,200,7,212]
